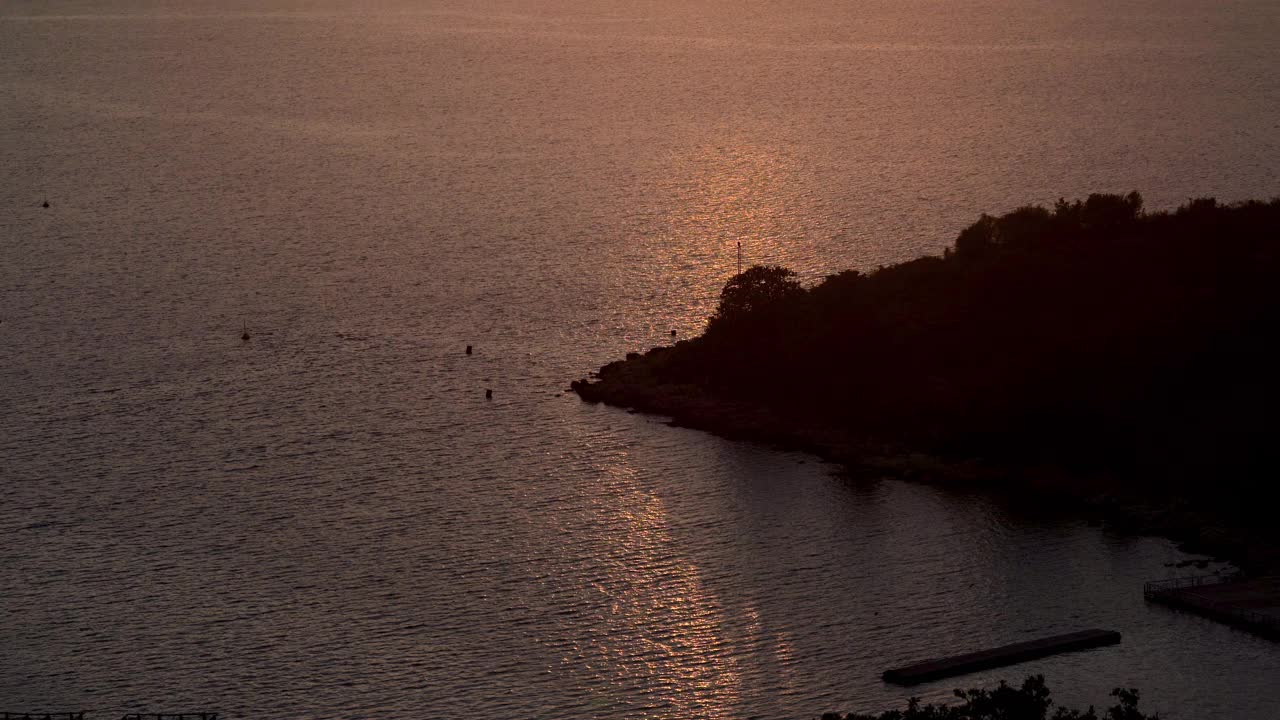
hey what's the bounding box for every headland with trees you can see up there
[573,194,1280,572]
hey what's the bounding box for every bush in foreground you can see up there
[822,675,1157,720]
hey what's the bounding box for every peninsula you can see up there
[574,194,1280,572]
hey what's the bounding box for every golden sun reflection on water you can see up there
[580,450,743,718]
[663,137,827,272]
[615,135,842,340]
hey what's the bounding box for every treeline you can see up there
[821,675,1158,719]
[642,194,1280,524]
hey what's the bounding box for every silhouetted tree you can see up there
[954,214,998,259]
[709,264,803,328]
[995,205,1053,248]
[1081,191,1143,231]
[821,675,1158,720]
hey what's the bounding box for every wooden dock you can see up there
[882,629,1122,685]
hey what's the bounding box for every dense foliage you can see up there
[650,195,1280,524]
[710,264,804,326]
[822,675,1158,720]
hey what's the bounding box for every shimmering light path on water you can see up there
[3,1,1279,718]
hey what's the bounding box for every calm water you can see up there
[3,1,1279,717]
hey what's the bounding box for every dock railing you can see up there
[1142,571,1243,598]
[1144,572,1279,640]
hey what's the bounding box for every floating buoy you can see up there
[466,345,473,355]
[42,200,50,209]
[241,322,250,342]
[485,388,493,400]
[670,329,677,337]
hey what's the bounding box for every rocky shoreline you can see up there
[573,344,1279,576]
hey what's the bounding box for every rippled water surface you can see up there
[3,1,1280,717]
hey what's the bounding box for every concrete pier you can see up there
[882,629,1121,685]
[1145,574,1280,641]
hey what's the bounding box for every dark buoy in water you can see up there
[42,200,50,209]
[466,345,473,355]
[241,322,250,342]
[670,329,677,337]
[485,388,493,400]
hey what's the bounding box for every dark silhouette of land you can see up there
[574,194,1280,573]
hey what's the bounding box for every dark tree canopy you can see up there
[710,264,803,329]
[823,675,1158,720]
[609,195,1280,526]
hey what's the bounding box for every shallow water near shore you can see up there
[3,1,1280,717]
